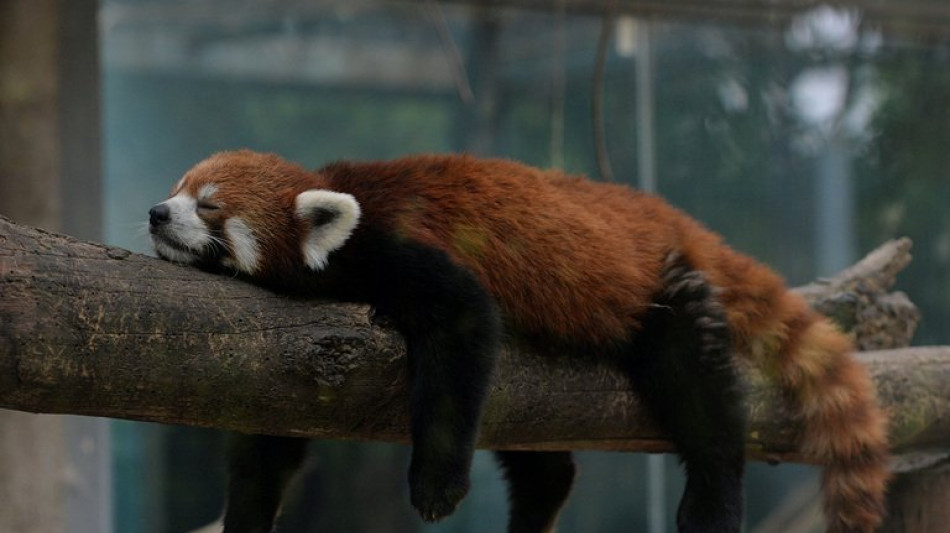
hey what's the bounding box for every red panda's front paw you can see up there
[409,466,470,522]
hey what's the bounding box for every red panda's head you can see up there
[148,150,361,277]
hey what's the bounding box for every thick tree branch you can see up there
[0,216,937,464]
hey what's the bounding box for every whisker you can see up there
[203,234,230,256]
[131,222,152,237]
[112,220,153,236]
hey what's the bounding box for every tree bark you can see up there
[881,463,950,532]
[0,215,937,465]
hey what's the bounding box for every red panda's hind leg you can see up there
[223,434,309,533]
[495,451,576,533]
[620,258,745,533]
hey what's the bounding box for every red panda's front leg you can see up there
[365,235,503,522]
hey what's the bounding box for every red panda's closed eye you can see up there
[197,200,221,213]
[195,184,222,215]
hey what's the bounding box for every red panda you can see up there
[149,149,890,533]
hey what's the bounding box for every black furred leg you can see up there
[495,450,576,533]
[223,434,308,533]
[402,290,501,522]
[403,313,500,522]
[366,237,502,523]
[621,257,745,533]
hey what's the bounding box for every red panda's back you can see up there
[554,175,791,348]
[322,155,673,345]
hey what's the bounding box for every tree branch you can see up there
[0,216,938,464]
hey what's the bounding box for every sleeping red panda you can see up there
[148,149,890,533]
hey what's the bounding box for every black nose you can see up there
[149,204,171,226]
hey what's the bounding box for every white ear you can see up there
[295,190,361,270]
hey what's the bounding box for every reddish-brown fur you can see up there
[179,150,890,532]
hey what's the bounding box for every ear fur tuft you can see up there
[295,190,361,270]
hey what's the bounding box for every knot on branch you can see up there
[795,238,920,350]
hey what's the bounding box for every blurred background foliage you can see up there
[98,1,950,531]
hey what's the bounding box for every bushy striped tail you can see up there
[673,209,891,531]
[774,298,890,532]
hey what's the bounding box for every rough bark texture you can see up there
[796,236,918,351]
[0,215,937,466]
[881,463,950,533]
